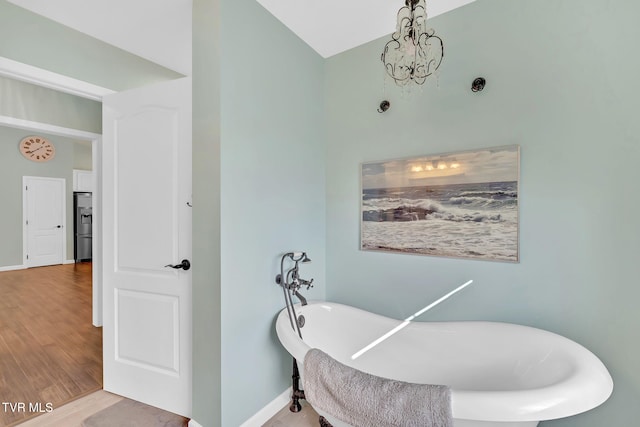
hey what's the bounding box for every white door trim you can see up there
[23,176,66,268]
[0,56,115,101]
[0,115,103,327]
[0,115,101,140]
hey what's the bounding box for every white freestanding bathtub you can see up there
[276,302,613,427]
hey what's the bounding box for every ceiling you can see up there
[256,0,477,58]
[8,0,476,71]
[7,0,192,75]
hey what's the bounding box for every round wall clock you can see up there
[19,136,56,162]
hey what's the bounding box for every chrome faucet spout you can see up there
[294,290,307,306]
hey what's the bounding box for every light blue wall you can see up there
[0,0,182,91]
[325,0,639,426]
[218,0,325,425]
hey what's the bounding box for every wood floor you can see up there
[0,263,102,427]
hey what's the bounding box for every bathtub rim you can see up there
[275,300,613,423]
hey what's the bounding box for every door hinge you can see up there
[25,185,28,190]
[26,254,29,260]
[25,220,28,225]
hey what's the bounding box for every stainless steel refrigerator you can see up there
[74,192,92,262]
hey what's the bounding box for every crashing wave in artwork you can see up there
[361,181,518,261]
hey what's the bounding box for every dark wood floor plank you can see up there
[0,263,102,426]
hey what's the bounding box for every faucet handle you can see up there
[300,278,314,290]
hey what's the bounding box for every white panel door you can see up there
[24,176,65,268]
[102,77,192,417]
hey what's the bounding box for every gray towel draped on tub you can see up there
[303,348,453,427]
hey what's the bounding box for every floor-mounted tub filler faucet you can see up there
[275,251,314,413]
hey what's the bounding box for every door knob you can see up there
[56,225,62,228]
[165,259,191,271]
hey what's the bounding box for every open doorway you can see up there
[0,116,103,325]
[0,118,103,426]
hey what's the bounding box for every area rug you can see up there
[81,398,188,427]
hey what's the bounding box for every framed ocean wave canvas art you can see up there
[360,145,520,262]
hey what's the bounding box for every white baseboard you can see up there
[0,261,84,271]
[239,387,291,427]
[188,420,203,427]
[0,264,26,272]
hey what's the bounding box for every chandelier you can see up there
[381,0,444,86]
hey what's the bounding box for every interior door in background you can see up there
[23,176,66,268]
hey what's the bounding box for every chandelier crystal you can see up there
[381,0,444,86]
